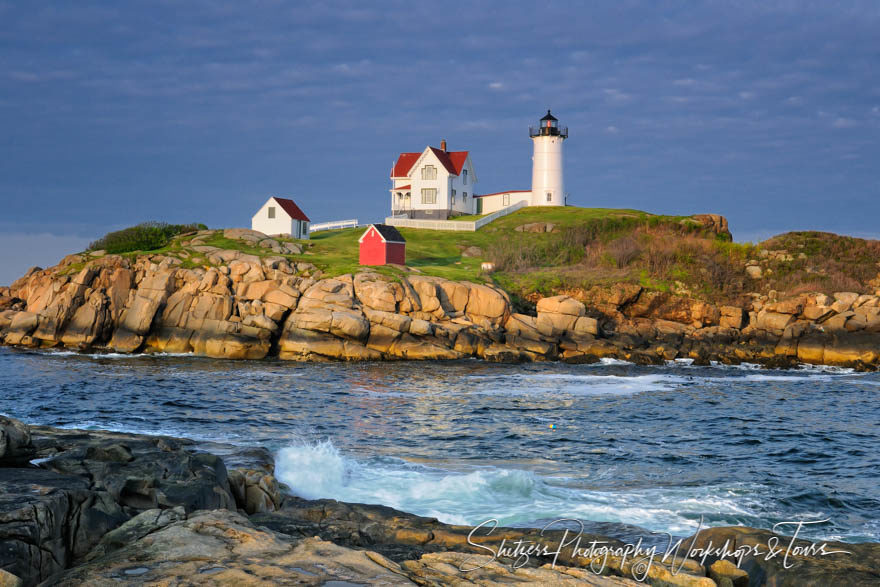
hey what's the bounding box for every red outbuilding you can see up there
[359,224,406,266]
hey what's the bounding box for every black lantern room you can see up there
[529,110,568,138]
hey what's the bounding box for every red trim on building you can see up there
[391,148,469,178]
[473,190,530,198]
[272,197,310,222]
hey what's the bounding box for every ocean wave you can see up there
[275,440,780,537]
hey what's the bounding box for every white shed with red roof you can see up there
[251,196,311,239]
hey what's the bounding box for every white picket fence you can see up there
[309,219,359,233]
[384,200,526,232]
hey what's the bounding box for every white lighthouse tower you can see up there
[530,110,568,206]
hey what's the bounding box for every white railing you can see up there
[384,201,527,232]
[310,219,359,232]
[475,200,527,229]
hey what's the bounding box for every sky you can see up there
[1,1,878,285]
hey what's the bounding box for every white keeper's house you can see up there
[251,196,311,239]
[390,140,476,220]
[389,110,568,220]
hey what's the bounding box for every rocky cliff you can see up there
[1,228,879,369]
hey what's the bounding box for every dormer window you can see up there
[421,165,437,180]
[463,169,468,185]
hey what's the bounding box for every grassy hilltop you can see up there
[75,207,880,308]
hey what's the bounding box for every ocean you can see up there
[2,347,877,544]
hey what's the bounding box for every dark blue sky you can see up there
[1,1,878,284]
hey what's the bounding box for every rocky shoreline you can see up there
[1,228,879,369]
[2,416,877,586]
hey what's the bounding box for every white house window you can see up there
[421,165,437,180]
[463,192,467,200]
[546,192,552,202]
[463,169,468,185]
[451,189,456,205]
[503,193,510,206]
[421,188,437,204]
[268,206,275,219]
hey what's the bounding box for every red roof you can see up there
[391,152,421,178]
[272,197,310,222]
[391,148,469,178]
[391,184,411,191]
[474,190,530,198]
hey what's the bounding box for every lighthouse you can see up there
[529,110,568,206]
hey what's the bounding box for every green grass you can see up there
[448,213,486,222]
[304,207,702,284]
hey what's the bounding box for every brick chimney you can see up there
[440,139,447,152]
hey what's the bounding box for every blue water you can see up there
[1,347,878,543]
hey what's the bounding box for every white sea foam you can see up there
[275,440,765,536]
[465,373,690,396]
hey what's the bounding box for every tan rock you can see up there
[802,304,834,321]
[363,307,411,332]
[437,280,470,313]
[797,334,826,364]
[406,276,442,314]
[0,569,23,587]
[504,313,544,341]
[51,510,410,586]
[824,311,854,331]
[831,291,859,313]
[766,296,804,315]
[353,272,401,312]
[506,335,556,356]
[572,316,599,336]
[464,282,509,325]
[366,323,402,353]
[719,306,745,329]
[60,291,110,347]
[329,309,370,341]
[755,310,794,332]
[291,308,333,332]
[536,312,578,337]
[408,318,433,336]
[709,559,749,587]
[746,265,763,279]
[536,295,586,316]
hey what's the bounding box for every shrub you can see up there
[89,222,207,254]
[606,236,641,268]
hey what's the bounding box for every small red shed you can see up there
[359,224,406,266]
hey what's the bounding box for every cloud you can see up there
[488,81,504,90]
[602,88,631,103]
[738,91,756,100]
[832,117,858,128]
[605,125,619,134]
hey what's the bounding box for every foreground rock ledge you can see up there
[2,242,880,369]
[1,418,878,585]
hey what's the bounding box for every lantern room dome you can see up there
[529,109,568,138]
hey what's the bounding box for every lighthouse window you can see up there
[268,206,275,219]
[421,165,437,180]
[546,192,552,202]
[463,170,468,185]
[421,188,437,204]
